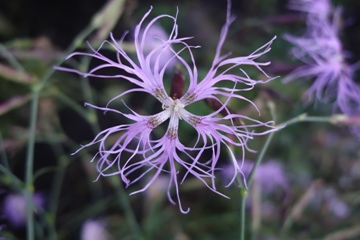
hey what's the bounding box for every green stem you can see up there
[242,111,343,239]
[25,89,40,240]
[54,89,92,122]
[79,57,101,134]
[0,43,25,72]
[242,125,275,240]
[0,38,38,240]
[281,113,338,127]
[41,24,95,88]
[247,112,340,187]
[0,163,23,190]
[23,23,97,240]
[239,188,248,240]
[48,151,68,240]
[0,132,10,169]
[246,102,277,187]
[246,131,276,186]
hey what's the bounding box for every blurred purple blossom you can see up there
[284,0,360,116]
[145,175,168,203]
[222,160,288,194]
[288,0,332,21]
[2,193,45,227]
[81,219,109,240]
[311,187,349,219]
[57,2,280,213]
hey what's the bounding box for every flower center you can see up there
[163,98,185,119]
[172,99,185,112]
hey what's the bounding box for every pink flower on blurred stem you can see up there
[56,2,279,213]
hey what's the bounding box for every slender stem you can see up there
[246,102,277,186]
[0,163,23,190]
[281,113,338,127]
[54,89,92,122]
[0,132,10,169]
[23,23,97,240]
[242,126,275,240]
[246,131,276,186]
[0,43,25,72]
[42,25,95,88]
[79,57,101,134]
[243,111,342,239]
[247,112,340,186]
[25,89,40,240]
[279,179,323,239]
[238,102,276,240]
[48,151,68,240]
[239,188,247,240]
[0,37,39,240]
[251,180,261,240]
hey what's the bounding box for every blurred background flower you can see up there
[80,219,109,240]
[2,192,45,227]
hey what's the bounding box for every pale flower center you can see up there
[172,99,185,112]
[163,98,185,119]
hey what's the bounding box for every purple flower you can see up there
[2,193,45,227]
[81,219,109,240]
[288,0,331,21]
[222,160,288,194]
[284,1,360,115]
[57,2,279,213]
[310,187,349,219]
